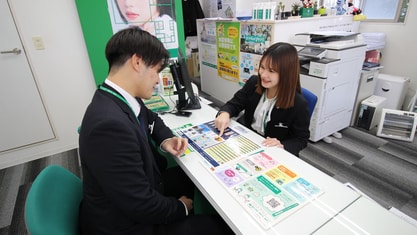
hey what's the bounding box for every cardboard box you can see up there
[191,50,200,78]
[186,57,194,78]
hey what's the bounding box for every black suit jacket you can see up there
[219,75,310,156]
[78,85,186,235]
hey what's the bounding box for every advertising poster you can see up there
[175,121,324,229]
[239,23,273,85]
[198,20,218,68]
[216,21,240,82]
[215,152,322,229]
[208,0,235,18]
[107,0,178,51]
[240,23,273,55]
[239,52,262,86]
[175,120,261,168]
[75,0,186,85]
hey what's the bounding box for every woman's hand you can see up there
[162,137,188,157]
[262,137,284,148]
[214,112,230,137]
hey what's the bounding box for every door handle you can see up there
[1,48,21,54]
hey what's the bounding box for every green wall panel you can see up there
[75,0,185,86]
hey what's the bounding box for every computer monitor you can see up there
[168,55,201,111]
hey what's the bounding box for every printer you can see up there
[291,31,366,142]
[292,31,365,50]
[294,31,365,78]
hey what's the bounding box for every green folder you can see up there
[143,94,170,112]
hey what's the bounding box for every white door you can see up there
[0,0,55,153]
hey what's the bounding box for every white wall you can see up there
[0,0,96,169]
[359,1,417,106]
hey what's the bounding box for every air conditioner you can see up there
[377,108,417,142]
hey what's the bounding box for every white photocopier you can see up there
[291,31,366,143]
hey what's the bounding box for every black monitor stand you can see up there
[169,59,201,111]
[175,87,200,110]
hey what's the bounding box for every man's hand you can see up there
[162,137,188,156]
[179,195,193,212]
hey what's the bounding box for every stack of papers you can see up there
[142,94,170,112]
[362,32,386,51]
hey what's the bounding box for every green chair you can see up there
[25,165,83,235]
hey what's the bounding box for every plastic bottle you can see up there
[266,2,273,20]
[252,3,258,20]
[257,3,264,20]
[264,3,270,20]
[270,2,277,20]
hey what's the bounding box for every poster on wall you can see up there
[75,0,186,86]
[107,0,179,51]
[199,20,217,45]
[216,21,240,82]
[198,20,218,69]
[239,52,262,86]
[209,0,235,18]
[240,23,273,55]
[239,23,273,85]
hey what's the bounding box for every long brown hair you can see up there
[255,42,301,109]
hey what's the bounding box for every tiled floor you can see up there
[0,149,80,234]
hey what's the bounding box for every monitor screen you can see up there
[168,54,201,111]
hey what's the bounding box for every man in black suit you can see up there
[78,27,232,235]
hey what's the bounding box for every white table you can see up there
[315,196,417,235]
[159,96,417,235]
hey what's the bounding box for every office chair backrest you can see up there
[301,87,318,119]
[25,165,82,235]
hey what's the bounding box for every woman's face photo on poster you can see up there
[108,0,178,50]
